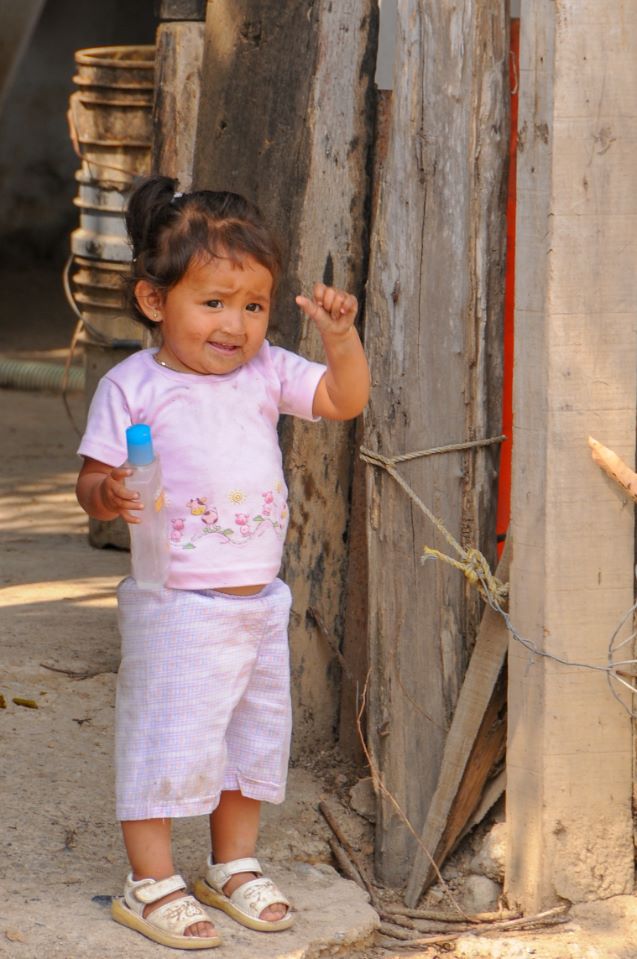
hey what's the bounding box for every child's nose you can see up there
[222,308,245,334]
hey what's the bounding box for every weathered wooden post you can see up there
[364,0,509,884]
[506,0,636,911]
[152,0,205,188]
[192,1,377,750]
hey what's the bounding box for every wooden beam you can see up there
[405,544,510,905]
[152,21,205,189]
[506,0,636,912]
[364,0,509,885]
[155,0,205,20]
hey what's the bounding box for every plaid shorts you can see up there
[115,577,293,821]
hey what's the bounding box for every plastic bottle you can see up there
[124,423,170,590]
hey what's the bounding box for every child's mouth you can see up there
[209,341,239,354]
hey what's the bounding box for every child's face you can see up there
[146,254,273,376]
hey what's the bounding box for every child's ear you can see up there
[135,280,164,324]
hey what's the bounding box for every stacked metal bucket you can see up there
[68,45,155,547]
[68,45,155,348]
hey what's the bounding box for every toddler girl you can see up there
[76,175,369,950]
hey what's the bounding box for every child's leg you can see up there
[122,818,218,938]
[209,792,287,921]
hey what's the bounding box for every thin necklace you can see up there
[153,353,179,371]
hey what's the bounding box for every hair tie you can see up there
[173,192,184,202]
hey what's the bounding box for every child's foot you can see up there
[144,887,220,937]
[221,871,288,922]
[194,857,293,932]
[112,873,222,949]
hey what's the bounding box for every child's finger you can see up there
[120,507,142,525]
[108,481,141,504]
[312,282,327,306]
[295,294,324,322]
[341,292,358,317]
[110,467,133,482]
[329,291,348,321]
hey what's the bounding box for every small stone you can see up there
[349,777,376,822]
[5,929,27,943]
[460,874,502,914]
[470,821,507,882]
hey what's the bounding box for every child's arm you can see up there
[296,283,370,421]
[76,457,143,524]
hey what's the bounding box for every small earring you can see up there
[153,309,159,320]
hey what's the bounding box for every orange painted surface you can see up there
[496,17,520,557]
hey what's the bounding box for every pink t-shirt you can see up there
[78,344,326,589]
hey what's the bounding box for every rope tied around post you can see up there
[360,435,509,606]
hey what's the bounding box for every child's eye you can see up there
[245,303,263,313]
[206,299,222,309]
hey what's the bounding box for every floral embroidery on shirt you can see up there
[176,487,287,549]
[187,497,208,515]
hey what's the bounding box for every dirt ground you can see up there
[3,283,637,958]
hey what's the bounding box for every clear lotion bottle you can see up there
[124,424,169,590]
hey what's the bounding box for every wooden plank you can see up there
[458,769,506,844]
[506,0,636,912]
[155,0,206,20]
[152,21,205,189]
[405,544,509,905]
[192,1,377,751]
[364,0,509,885]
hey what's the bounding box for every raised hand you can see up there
[296,283,358,338]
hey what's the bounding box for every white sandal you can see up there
[194,856,293,932]
[111,873,221,950]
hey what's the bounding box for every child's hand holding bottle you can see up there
[98,467,144,524]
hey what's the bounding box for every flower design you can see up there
[178,482,287,549]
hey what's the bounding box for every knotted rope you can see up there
[360,436,509,606]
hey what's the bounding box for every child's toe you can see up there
[186,920,217,938]
[260,902,287,922]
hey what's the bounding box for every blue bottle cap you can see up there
[126,424,155,466]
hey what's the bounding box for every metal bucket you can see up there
[69,45,154,186]
[70,168,131,262]
[71,255,144,346]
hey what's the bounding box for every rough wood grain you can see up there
[156,0,205,20]
[406,543,510,905]
[364,0,509,884]
[152,21,205,189]
[506,0,637,912]
[192,0,377,750]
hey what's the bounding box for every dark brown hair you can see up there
[124,176,282,330]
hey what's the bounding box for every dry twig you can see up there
[319,800,376,899]
[40,662,113,681]
[355,672,471,922]
[379,905,569,948]
[383,904,519,924]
